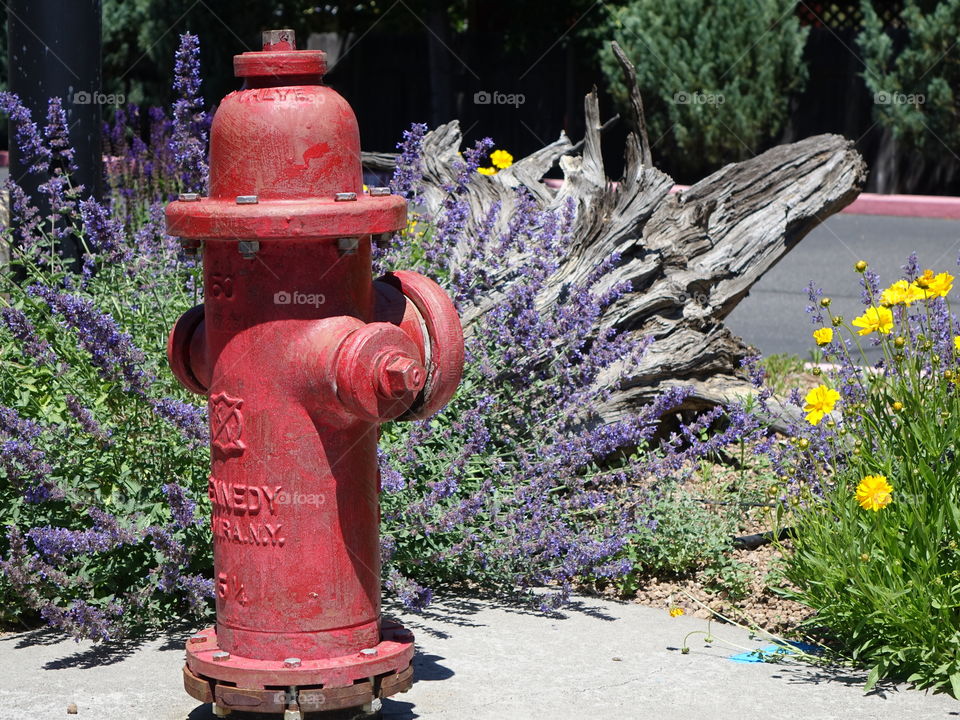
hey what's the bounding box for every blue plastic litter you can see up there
[727,641,822,663]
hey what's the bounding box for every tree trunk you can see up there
[363,42,867,426]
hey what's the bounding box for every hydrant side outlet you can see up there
[165,29,463,715]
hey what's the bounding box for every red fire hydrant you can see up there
[165,29,463,719]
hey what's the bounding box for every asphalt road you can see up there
[726,214,960,362]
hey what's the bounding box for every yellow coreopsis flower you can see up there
[855,475,893,511]
[669,607,684,617]
[880,280,924,306]
[490,149,513,169]
[477,166,497,176]
[852,306,894,336]
[914,270,954,299]
[954,336,960,353]
[804,385,840,425]
[813,327,833,346]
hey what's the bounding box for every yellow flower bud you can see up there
[820,297,831,307]
[855,261,868,273]
[860,553,870,562]
[832,315,843,327]
[945,370,954,381]
[894,336,905,349]
[798,438,810,450]
[892,401,903,412]
[812,367,822,376]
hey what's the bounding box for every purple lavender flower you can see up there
[28,508,136,563]
[860,268,881,306]
[5,179,43,252]
[390,122,428,200]
[162,482,201,528]
[79,198,131,267]
[64,395,112,443]
[0,307,57,364]
[903,252,920,281]
[0,92,51,174]
[169,33,209,194]
[43,97,76,173]
[0,405,56,500]
[378,448,407,492]
[177,574,214,615]
[40,600,123,641]
[384,567,433,610]
[26,284,152,393]
[150,397,208,443]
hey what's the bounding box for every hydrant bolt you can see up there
[237,240,259,259]
[337,237,359,255]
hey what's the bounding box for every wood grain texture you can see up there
[363,44,867,427]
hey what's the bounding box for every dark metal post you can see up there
[7,0,102,261]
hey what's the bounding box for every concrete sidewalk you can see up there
[1,596,957,720]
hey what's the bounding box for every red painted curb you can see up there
[841,193,960,220]
[542,178,960,220]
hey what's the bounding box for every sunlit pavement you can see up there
[1,595,958,720]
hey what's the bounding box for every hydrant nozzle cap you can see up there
[234,28,326,79]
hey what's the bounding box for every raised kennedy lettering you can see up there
[208,476,282,515]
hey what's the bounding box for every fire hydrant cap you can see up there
[234,50,327,78]
[234,29,326,78]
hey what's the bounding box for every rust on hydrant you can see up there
[165,28,464,718]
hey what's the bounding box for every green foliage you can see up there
[0,179,213,635]
[596,0,809,178]
[777,264,960,696]
[621,484,743,589]
[761,353,807,396]
[100,0,320,105]
[858,0,960,158]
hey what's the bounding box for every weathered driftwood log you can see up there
[363,42,867,426]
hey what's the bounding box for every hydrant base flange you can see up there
[183,621,414,715]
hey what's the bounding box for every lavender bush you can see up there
[0,34,776,639]
[374,128,771,608]
[0,34,212,640]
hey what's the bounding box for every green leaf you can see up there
[950,672,960,699]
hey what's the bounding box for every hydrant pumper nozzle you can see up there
[165,28,464,717]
